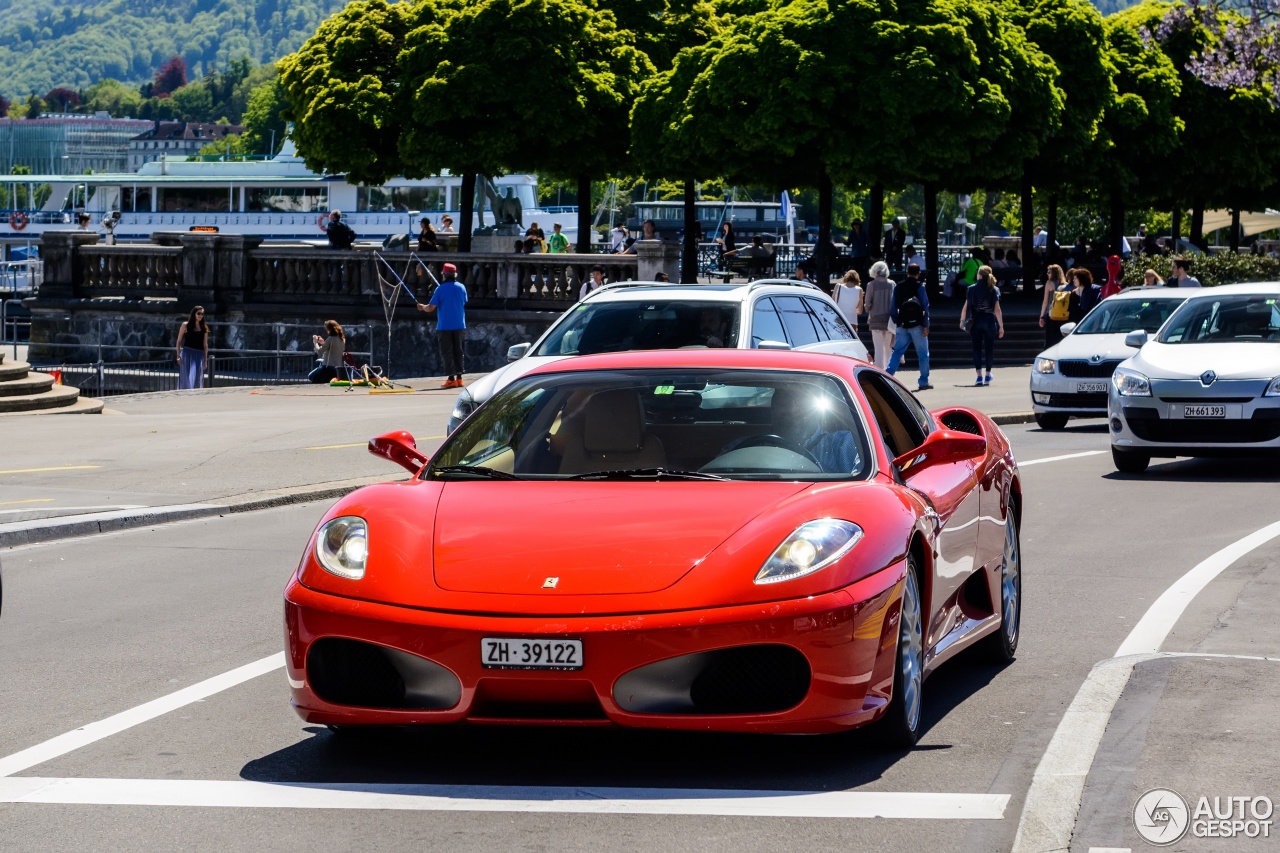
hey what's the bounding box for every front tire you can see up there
[980,506,1021,663]
[1034,412,1069,430]
[881,557,924,748]
[1111,446,1150,473]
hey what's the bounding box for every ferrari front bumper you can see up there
[283,563,905,734]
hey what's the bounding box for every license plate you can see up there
[1077,382,1109,394]
[1183,405,1226,418]
[481,637,583,670]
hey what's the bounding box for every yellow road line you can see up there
[0,465,102,476]
[0,498,55,506]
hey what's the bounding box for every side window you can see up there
[882,375,934,438]
[750,298,788,347]
[806,297,856,341]
[774,295,823,347]
[857,371,927,458]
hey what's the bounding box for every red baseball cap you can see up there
[442,263,457,274]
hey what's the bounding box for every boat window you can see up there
[121,187,151,213]
[246,187,328,213]
[359,186,447,212]
[157,187,231,213]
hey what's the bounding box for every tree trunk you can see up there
[682,177,699,283]
[1047,193,1059,259]
[1109,190,1125,258]
[458,173,476,253]
[1229,208,1241,253]
[1020,166,1034,293]
[1190,198,1205,250]
[923,182,939,299]
[867,183,884,261]
[816,170,833,291]
[1171,206,1182,244]
[576,175,592,253]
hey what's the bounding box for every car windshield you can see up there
[1157,294,1280,344]
[1073,296,1187,335]
[531,301,740,356]
[426,369,871,481]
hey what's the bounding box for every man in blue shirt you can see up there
[887,263,932,391]
[417,262,468,388]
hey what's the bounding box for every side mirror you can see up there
[507,342,532,362]
[1059,322,1077,336]
[893,429,986,478]
[369,430,429,474]
[755,339,793,351]
[1124,330,1148,348]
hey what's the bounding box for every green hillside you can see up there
[0,0,348,99]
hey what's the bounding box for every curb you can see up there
[0,475,392,549]
[990,411,1037,426]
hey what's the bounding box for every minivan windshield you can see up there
[532,301,740,355]
[427,369,871,481]
[1073,296,1186,335]
[1157,294,1280,343]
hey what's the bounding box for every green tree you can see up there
[170,83,215,121]
[82,79,144,117]
[241,74,290,156]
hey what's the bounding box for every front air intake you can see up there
[615,645,810,715]
[306,638,461,710]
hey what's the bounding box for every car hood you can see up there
[1128,341,1280,380]
[465,355,571,408]
[433,481,811,596]
[1041,333,1137,363]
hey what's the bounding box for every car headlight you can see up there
[1035,357,1056,374]
[1113,367,1151,397]
[755,519,863,585]
[1265,376,1280,397]
[315,516,367,580]
[450,388,477,423]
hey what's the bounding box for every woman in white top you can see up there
[833,270,864,331]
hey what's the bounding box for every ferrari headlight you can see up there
[1113,367,1151,397]
[755,519,863,585]
[1265,376,1280,397]
[450,388,477,423]
[1035,358,1056,374]
[315,516,367,580]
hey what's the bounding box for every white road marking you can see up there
[1018,450,1105,467]
[1011,519,1280,853]
[0,653,284,778]
[0,777,1010,819]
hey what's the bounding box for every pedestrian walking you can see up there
[417,218,438,252]
[1038,263,1070,346]
[308,320,346,383]
[547,222,570,253]
[864,261,895,369]
[175,305,209,390]
[959,265,1004,386]
[887,264,932,390]
[833,270,863,331]
[580,265,606,300]
[1167,257,1202,287]
[1068,267,1101,322]
[416,263,467,389]
[957,248,981,298]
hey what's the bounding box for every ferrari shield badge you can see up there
[542,577,559,589]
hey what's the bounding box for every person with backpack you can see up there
[325,211,357,249]
[1039,263,1070,346]
[887,263,932,391]
[959,265,1004,386]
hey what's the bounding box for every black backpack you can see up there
[898,295,925,328]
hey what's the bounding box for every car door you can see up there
[857,370,981,659]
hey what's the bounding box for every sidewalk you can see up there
[0,365,1041,547]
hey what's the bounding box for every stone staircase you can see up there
[0,352,104,415]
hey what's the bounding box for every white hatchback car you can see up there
[448,280,869,431]
[1109,282,1280,472]
[1029,288,1189,429]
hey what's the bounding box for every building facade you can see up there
[0,114,154,175]
[127,121,245,172]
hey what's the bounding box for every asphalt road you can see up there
[1,415,1277,852]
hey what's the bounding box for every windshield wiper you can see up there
[568,467,729,481]
[430,465,523,480]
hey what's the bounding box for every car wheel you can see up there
[980,506,1021,664]
[1111,446,1150,474]
[1034,412,1068,430]
[881,558,924,748]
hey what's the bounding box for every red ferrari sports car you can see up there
[284,349,1022,745]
